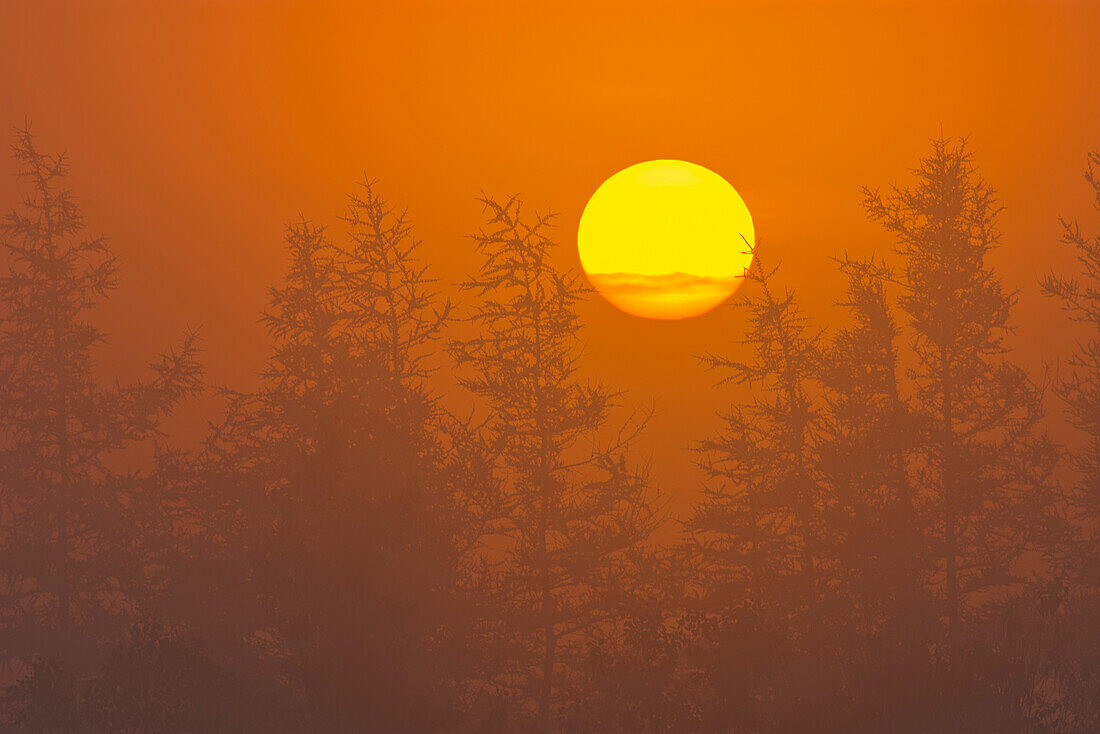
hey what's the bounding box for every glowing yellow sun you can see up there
[578,160,754,320]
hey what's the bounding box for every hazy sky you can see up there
[3,0,1098,508]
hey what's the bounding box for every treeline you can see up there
[0,125,1097,733]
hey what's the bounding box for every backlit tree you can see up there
[449,195,659,731]
[0,126,202,691]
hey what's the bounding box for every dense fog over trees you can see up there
[1,127,1098,732]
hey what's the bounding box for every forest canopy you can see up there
[0,126,1098,733]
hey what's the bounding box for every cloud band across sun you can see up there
[585,271,746,320]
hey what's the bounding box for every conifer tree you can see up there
[204,182,480,732]
[816,257,937,727]
[688,250,825,623]
[1042,150,1100,576]
[0,126,202,682]
[818,258,922,626]
[1040,150,1100,732]
[449,195,659,730]
[685,251,834,729]
[341,176,452,385]
[862,136,1056,675]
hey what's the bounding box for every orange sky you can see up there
[3,0,1099,508]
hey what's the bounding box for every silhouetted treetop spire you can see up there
[342,177,451,384]
[450,194,658,730]
[0,124,203,680]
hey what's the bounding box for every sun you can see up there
[578,160,754,320]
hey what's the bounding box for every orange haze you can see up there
[3,0,1099,511]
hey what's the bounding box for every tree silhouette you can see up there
[863,136,1058,727]
[449,195,659,730]
[340,177,452,384]
[1040,149,1100,732]
[819,257,917,619]
[689,249,825,622]
[816,256,938,729]
[685,249,837,729]
[1042,151,1100,575]
[560,552,706,734]
[201,181,482,733]
[0,126,202,716]
[1,121,1092,732]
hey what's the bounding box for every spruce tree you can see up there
[0,126,202,684]
[449,195,659,730]
[204,182,478,732]
[1040,150,1100,732]
[688,250,825,623]
[817,257,936,728]
[685,250,833,729]
[856,139,1061,734]
[1042,150,1100,578]
[819,258,916,624]
[863,137,1056,670]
